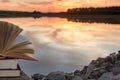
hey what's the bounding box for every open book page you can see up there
[0,21,37,61]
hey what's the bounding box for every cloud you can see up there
[0,0,9,2]
[28,0,53,5]
[18,23,111,76]
[29,2,52,5]
[20,32,108,76]
[0,0,120,12]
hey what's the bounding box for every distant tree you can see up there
[67,6,120,15]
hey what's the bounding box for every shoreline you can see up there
[32,50,120,80]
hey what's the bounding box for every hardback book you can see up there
[0,65,21,77]
[0,21,37,61]
[0,58,18,69]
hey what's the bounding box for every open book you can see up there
[0,21,36,61]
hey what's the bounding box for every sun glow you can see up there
[0,0,119,12]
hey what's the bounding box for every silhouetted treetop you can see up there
[67,6,120,15]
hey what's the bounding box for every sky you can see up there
[0,0,120,12]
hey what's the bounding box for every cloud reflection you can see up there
[0,17,120,76]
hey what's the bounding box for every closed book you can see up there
[0,64,21,77]
[0,58,18,69]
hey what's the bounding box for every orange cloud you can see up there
[0,0,119,12]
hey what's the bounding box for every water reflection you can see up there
[1,15,120,24]
[66,15,120,24]
[0,17,120,76]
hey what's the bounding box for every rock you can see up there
[110,53,117,64]
[41,77,47,80]
[90,70,100,79]
[74,70,81,76]
[99,69,107,74]
[116,51,120,60]
[113,74,120,80]
[115,61,120,67]
[32,50,120,80]
[80,66,88,75]
[65,73,74,80]
[32,74,45,80]
[98,72,113,80]
[47,71,65,80]
[112,67,120,75]
[83,60,96,78]
[96,57,105,67]
[104,53,117,64]
[104,62,113,71]
[73,76,83,80]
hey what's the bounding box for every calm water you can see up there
[0,17,120,76]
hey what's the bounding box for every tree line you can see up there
[0,10,43,17]
[67,6,120,15]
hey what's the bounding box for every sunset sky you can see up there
[0,0,120,12]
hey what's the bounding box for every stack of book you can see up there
[0,58,20,77]
[0,21,37,77]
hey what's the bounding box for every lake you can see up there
[0,17,120,76]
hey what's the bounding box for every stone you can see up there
[115,61,120,67]
[83,60,96,78]
[116,51,120,60]
[96,57,105,66]
[110,53,117,63]
[104,56,111,62]
[74,70,81,76]
[104,53,117,64]
[113,74,120,80]
[47,71,65,80]
[104,62,113,71]
[80,66,88,75]
[112,67,120,75]
[99,69,107,74]
[73,76,83,80]
[65,73,74,80]
[32,50,120,80]
[32,73,45,80]
[98,72,113,80]
[90,70,100,79]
